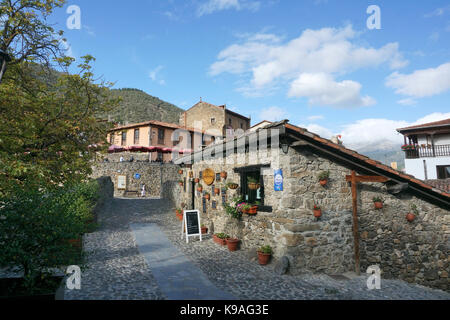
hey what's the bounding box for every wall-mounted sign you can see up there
[181,210,202,244]
[117,175,127,190]
[202,168,215,186]
[274,169,283,191]
[134,173,141,180]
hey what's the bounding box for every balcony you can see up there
[403,144,450,159]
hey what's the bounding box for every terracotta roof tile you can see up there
[397,118,450,132]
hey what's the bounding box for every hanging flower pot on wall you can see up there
[373,197,383,209]
[194,178,200,183]
[178,169,183,175]
[197,184,203,192]
[220,171,228,179]
[406,213,416,222]
[214,188,220,195]
[319,179,328,186]
[313,205,322,218]
[204,193,210,200]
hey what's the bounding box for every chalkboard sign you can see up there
[181,210,202,243]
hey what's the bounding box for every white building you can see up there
[397,119,450,180]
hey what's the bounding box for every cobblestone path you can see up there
[64,198,450,300]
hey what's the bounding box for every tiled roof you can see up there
[425,179,450,193]
[397,118,450,132]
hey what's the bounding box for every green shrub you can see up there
[0,181,99,294]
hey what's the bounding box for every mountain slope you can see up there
[106,88,184,125]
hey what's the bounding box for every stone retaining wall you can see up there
[174,147,449,291]
[92,160,180,198]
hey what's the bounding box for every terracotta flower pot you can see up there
[204,194,210,200]
[189,171,193,178]
[319,179,328,186]
[201,227,208,235]
[374,202,383,209]
[244,206,258,215]
[313,209,322,218]
[248,182,260,190]
[178,170,183,175]
[406,213,416,222]
[257,251,271,265]
[214,188,220,195]
[194,178,200,183]
[179,182,183,186]
[220,172,228,179]
[228,183,238,190]
[176,213,183,221]
[226,238,240,252]
[213,235,226,245]
[197,187,203,192]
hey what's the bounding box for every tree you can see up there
[0,0,119,193]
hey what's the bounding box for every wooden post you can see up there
[346,173,389,276]
[351,170,361,275]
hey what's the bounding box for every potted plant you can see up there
[257,245,272,265]
[372,196,383,209]
[317,170,330,186]
[176,209,183,221]
[226,238,240,251]
[247,176,260,190]
[194,178,200,183]
[220,171,228,179]
[407,204,418,222]
[197,183,203,192]
[178,180,184,187]
[214,187,220,195]
[204,192,210,200]
[189,171,194,178]
[226,182,239,190]
[201,224,208,234]
[178,169,183,175]
[313,204,322,218]
[213,233,229,245]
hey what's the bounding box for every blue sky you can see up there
[50,0,450,151]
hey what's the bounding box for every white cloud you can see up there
[305,124,334,139]
[386,62,450,99]
[288,73,375,108]
[197,0,260,16]
[60,39,74,58]
[307,115,324,121]
[259,106,288,122]
[397,98,417,106]
[425,5,450,18]
[149,65,165,85]
[210,25,407,106]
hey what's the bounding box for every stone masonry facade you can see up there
[172,145,449,291]
[91,153,179,198]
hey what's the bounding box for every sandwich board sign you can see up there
[181,210,202,244]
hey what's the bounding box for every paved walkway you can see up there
[131,223,234,300]
[63,198,450,300]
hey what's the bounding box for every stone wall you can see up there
[92,159,180,198]
[174,146,449,291]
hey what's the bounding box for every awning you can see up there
[162,147,173,154]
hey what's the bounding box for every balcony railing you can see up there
[404,144,450,159]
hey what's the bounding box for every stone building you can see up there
[179,100,251,138]
[171,120,450,291]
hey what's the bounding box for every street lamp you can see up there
[0,49,11,83]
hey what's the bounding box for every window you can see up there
[110,133,114,145]
[240,122,243,129]
[211,118,216,125]
[229,118,232,126]
[121,131,127,146]
[134,129,140,145]
[156,152,163,162]
[158,128,165,144]
[437,165,450,179]
[241,171,264,205]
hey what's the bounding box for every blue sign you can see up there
[134,173,141,180]
[274,169,283,191]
